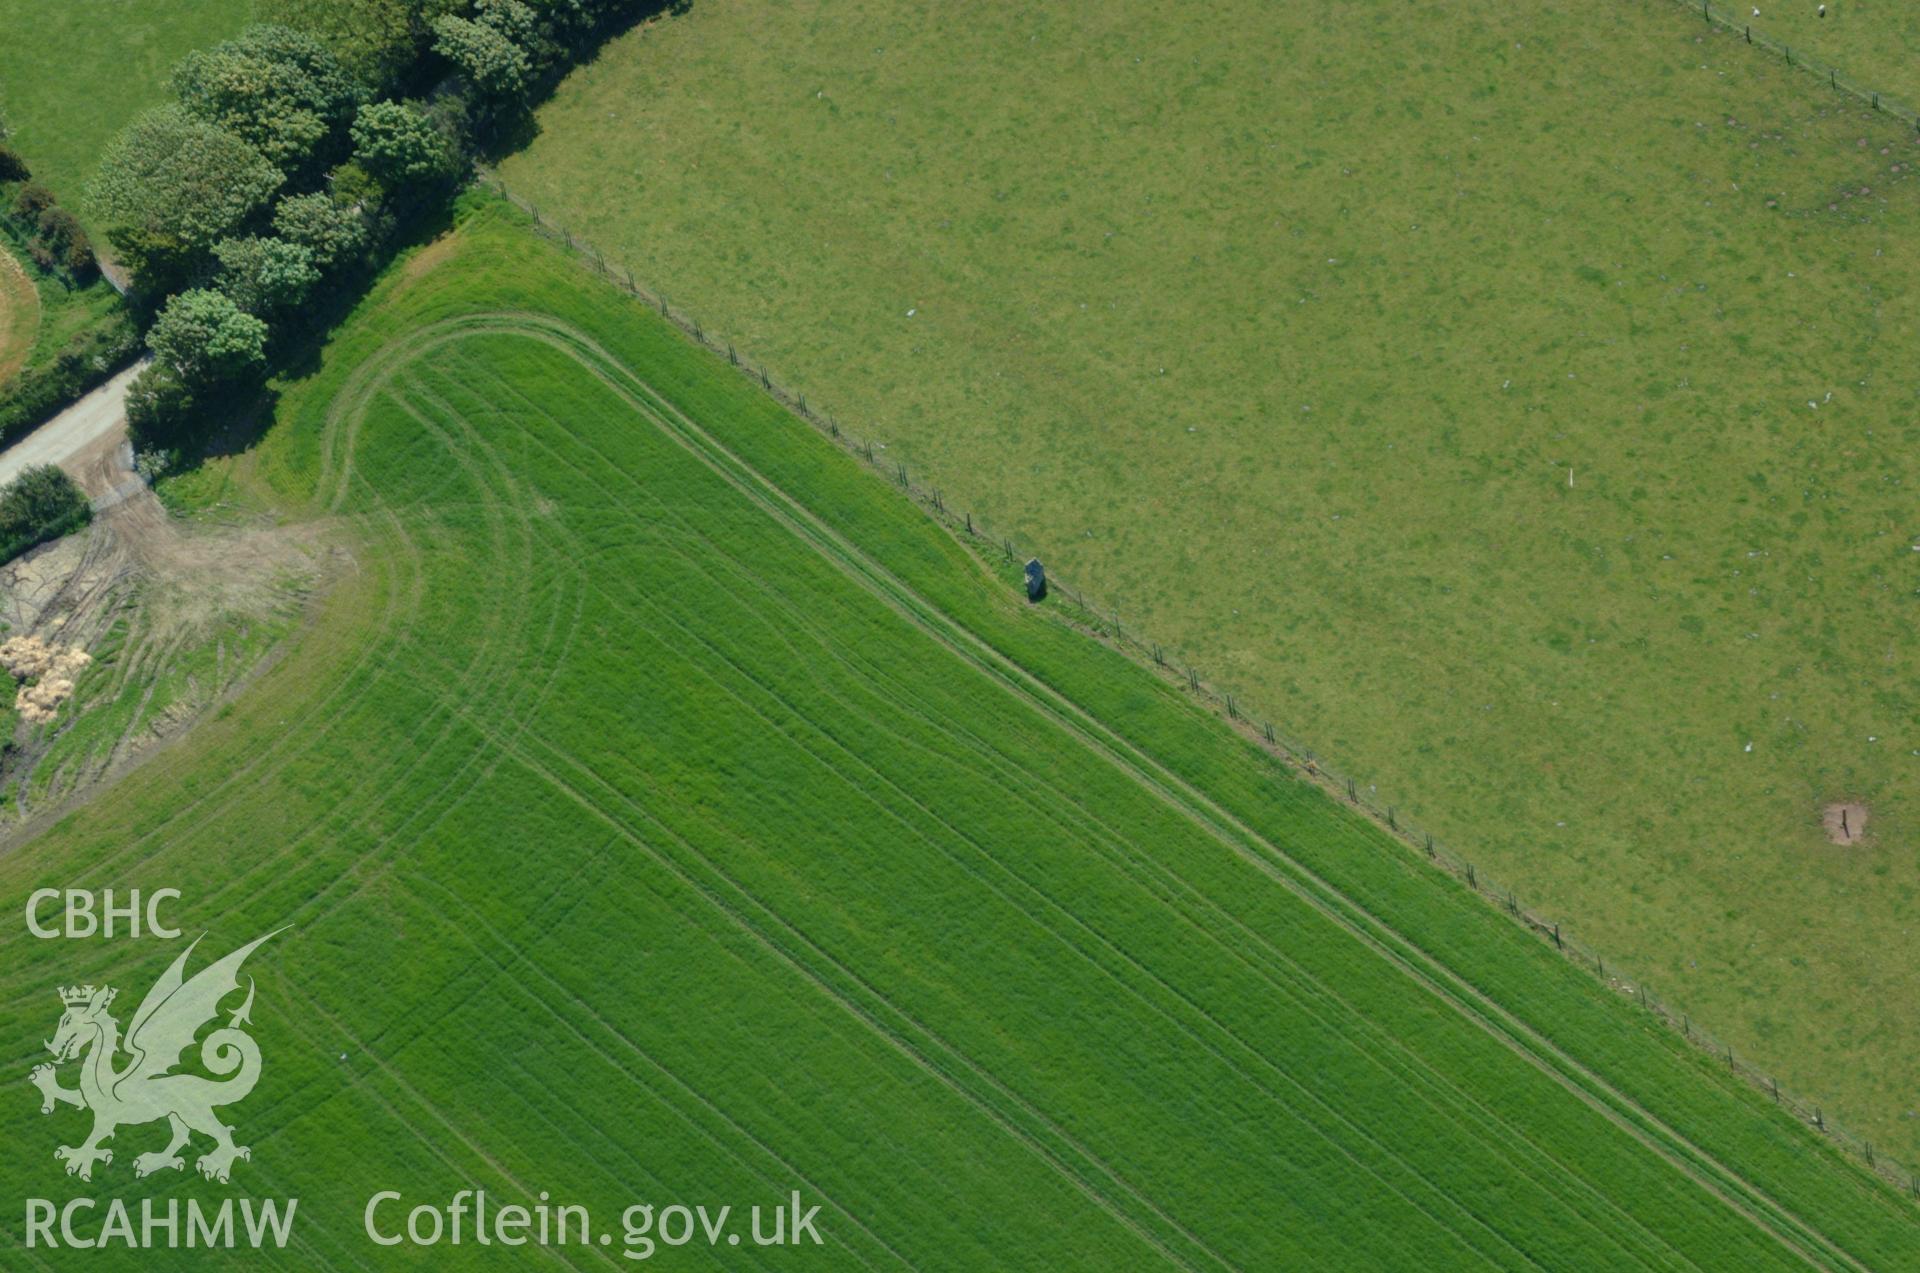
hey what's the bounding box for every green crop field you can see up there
[0,196,1913,1268]
[495,0,1920,1160]
[0,0,254,214]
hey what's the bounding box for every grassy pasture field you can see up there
[0,198,1913,1266]
[0,0,254,214]
[496,0,1920,1157]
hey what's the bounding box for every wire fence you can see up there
[1678,0,1920,129]
[473,168,1920,1200]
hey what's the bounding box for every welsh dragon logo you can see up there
[28,931,282,1184]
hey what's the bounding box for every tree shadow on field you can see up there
[169,0,694,474]
[475,0,692,164]
[183,197,460,469]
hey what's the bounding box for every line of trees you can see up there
[5,185,96,282]
[93,0,664,452]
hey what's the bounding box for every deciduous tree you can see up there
[259,0,439,94]
[0,465,89,560]
[431,13,530,99]
[148,288,271,385]
[171,25,364,179]
[350,100,456,187]
[214,235,321,312]
[272,191,367,268]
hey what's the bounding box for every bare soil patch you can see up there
[1823,801,1869,845]
[0,428,341,823]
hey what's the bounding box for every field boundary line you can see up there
[1668,0,1920,130]
[301,305,1840,1263]
[485,310,1868,1269]
[465,384,1544,1266]
[439,326,1689,1268]
[472,171,1920,1202]
[431,327,1697,1262]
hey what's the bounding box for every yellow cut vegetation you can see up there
[1,632,91,723]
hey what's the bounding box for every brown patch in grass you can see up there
[1823,801,1869,845]
[0,245,41,386]
[398,233,460,285]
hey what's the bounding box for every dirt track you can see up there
[0,355,149,490]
